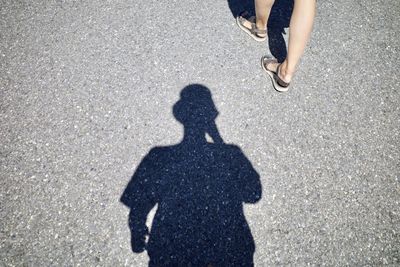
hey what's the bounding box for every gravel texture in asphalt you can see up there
[1,0,399,266]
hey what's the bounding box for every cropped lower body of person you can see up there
[237,0,316,92]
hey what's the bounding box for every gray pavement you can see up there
[1,0,399,266]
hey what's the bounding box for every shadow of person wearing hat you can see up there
[121,84,262,267]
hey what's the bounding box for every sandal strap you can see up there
[276,64,290,88]
[251,23,267,35]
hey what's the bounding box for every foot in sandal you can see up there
[236,11,267,42]
[261,56,293,92]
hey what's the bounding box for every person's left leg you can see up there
[237,0,275,40]
[255,0,275,32]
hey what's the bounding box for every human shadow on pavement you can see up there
[121,84,262,266]
[228,0,293,62]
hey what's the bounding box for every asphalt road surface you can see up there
[1,0,399,266]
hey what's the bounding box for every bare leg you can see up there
[255,0,275,32]
[266,0,316,83]
[240,0,275,36]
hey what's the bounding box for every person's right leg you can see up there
[265,0,316,83]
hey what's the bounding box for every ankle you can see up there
[279,62,294,82]
[255,20,266,31]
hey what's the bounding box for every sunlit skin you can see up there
[241,0,316,83]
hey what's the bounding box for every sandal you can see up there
[261,56,290,92]
[236,11,267,42]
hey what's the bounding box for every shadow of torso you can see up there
[121,142,261,266]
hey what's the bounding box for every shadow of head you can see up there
[173,84,218,129]
[173,84,223,144]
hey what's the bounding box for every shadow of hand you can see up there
[131,227,148,253]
